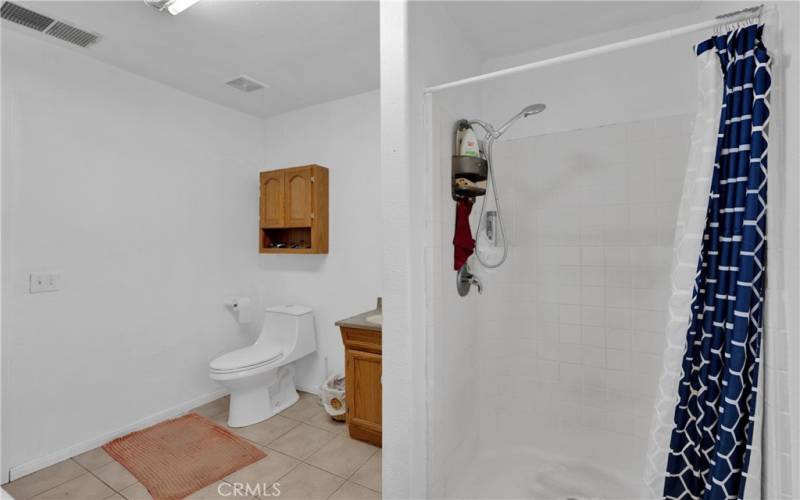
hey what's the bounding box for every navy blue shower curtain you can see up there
[664,24,771,500]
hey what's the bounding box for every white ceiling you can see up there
[13,0,379,118]
[7,1,703,118]
[441,1,702,61]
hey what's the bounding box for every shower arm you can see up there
[467,119,498,142]
[469,106,540,143]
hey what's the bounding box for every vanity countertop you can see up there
[335,308,382,332]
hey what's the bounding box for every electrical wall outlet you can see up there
[29,272,61,293]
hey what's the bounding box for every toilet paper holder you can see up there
[223,296,252,324]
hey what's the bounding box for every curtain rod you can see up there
[424,5,769,94]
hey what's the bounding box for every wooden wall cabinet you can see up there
[340,327,382,446]
[259,164,328,254]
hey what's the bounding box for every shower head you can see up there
[521,103,546,117]
[494,103,547,137]
[467,103,546,143]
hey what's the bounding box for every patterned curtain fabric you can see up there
[643,46,722,498]
[664,24,771,500]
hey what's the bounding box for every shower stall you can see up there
[422,7,798,499]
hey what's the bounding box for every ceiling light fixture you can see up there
[143,0,200,16]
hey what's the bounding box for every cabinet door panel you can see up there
[346,349,382,432]
[285,168,313,227]
[260,171,285,228]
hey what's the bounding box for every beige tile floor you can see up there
[3,392,381,500]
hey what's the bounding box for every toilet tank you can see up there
[257,305,316,363]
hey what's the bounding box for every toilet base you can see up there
[226,365,299,427]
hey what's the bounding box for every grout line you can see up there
[268,454,303,489]
[343,447,380,481]
[12,460,90,500]
[278,434,379,482]
[237,419,303,449]
[78,456,138,496]
[68,457,141,499]
[86,469,124,496]
[325,481,346,500]
[72,458,92,474]
[352,481,382,495]
[296,412,349,435]
[292,462,347,482]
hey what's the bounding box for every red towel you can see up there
[453,198,475,270]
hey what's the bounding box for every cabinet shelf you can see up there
[259,165,328,254]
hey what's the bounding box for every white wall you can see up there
[1,30,265,479]
[476,25,705,140]
[427,88,484,499]
[254,90,382,392]
[378,3,415,497]
[380,2,483,497]
[0,27,383,484]
[474,2,768,139]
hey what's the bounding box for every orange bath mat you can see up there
[103,413,265,500]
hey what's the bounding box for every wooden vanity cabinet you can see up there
[259,164,328,254]
[340,327,382,446]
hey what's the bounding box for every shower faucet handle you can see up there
[470,275,483,294]
[457,264,483,296]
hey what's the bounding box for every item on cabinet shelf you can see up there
[259,164,329,254]
[320,374,347,422]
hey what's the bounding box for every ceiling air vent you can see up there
[1,1,100,48]
[225,75,268,93]
[45,21,99,47]
[1,2,53,32]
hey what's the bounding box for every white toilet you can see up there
[209,304,316,427]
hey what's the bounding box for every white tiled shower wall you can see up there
[474,114,693,476]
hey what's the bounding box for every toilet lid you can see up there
[210,344,283,373]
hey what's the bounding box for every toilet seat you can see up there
[209,344,283,374]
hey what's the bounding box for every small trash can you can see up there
[320,374,346,422]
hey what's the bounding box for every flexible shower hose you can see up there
[474,139,508,268]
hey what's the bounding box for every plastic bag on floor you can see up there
[319,374,346,421]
